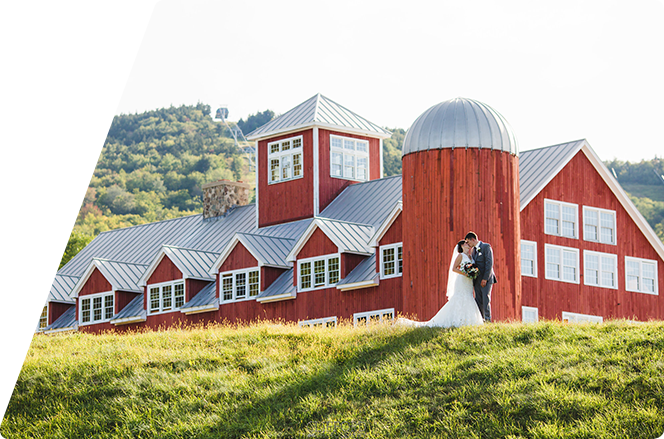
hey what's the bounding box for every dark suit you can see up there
[472,241,497,321]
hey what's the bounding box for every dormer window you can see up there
[148,281,185,314]
[268,135,303,184]
[80,292,114,324]
[330,135,369,181]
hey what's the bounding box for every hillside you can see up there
[2,321,663,438]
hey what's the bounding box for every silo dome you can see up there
[402,97,518,157]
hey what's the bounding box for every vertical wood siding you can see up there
[261,267,286,291]
[317,129,381,212]
[147,256,183,285]
[49,303,72,326]
[79,268,112,296]
[520,150,664,321]
[116,291,139,314]
[342,254,366,279]
[187,279,212,302]
[258,129,314,227]
[402,148,522,322]
[219,243,258,273]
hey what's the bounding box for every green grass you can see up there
[2,320,664,438]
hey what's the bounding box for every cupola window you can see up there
[330,135,369,181]
[268,136,303,184]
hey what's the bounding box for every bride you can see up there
[397,240,484,328]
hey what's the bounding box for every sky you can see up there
[1,0,663,426]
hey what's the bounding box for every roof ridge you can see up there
[92,257,149,267]
[162,244,221,255]
[236,232,295,242]
[521,138,586,154]
[313,93,322,122]
[314,216,374,228]
[96,213,203,236]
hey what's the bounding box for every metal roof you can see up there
[257,269,296,301]
[320,175,402,229]
[0,312,14,337]
[236,233,295,267]
[162,246,219,280]
[178,204,256,252]
[336,254,378,287]
[254,218,312,240]
[45,306,77,332]
[7,270,78,309]
[519,139,586,210]
[402,98,518,157]
[93,259,148,293]
[181,281,218,312]
[316,218,375,255]
[111,294,146,322]
[246,94,391,140]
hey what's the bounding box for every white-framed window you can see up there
[583,251,618,289]
[330,134,369,181]
[380,243,403,279]
[521,240,538,278]
[299,316,337,328]
[522,306,539,323]
[221,268,260,302]
[298,254,340,291]
[353,308,394,327]
[583,206,616,245]
[268,135,303,184]
[148,280,185,314]
[544,199,578,238]
[80,292,114,325]
[14,302,48,334]
[625,257,658,295]
[562,311,603,324]
[545,244,579,283]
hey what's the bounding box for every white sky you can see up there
[1,0,663,424]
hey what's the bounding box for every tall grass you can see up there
[2,320,664,438]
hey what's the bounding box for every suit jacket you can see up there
[473,241,497,283]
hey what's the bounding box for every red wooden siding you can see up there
[297,228,338,260]
[261,267,286,291]
[147,256,182,285]
[258,129,314,227]
[79,268,112,296]
[187,279,211,302]
[116,291,139,314]
[379,212,402,246]
[220,243,258,272]
[342,253,366,279]
[318,129,381,212]
[402,148,522,322]
[520,150,664,321]
[49,302,72,326]
[14,279,46,308]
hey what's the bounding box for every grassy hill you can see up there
[3,321,664,438]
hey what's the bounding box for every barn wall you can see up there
[220,243,258,272]
[520,150,664,321]
[187,279,212,302]
[49,303,72,326]
[116,291,139,314]
[261,267,286,291]
[258,129,314,227]
[342,254,366,279]
[147,257,182,285]
[297,228,338,260]
[379,212,403,246]
[79,268,112,296]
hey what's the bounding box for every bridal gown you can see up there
[397,253,484,328]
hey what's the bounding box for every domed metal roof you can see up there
[402,98,518,157]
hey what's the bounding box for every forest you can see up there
[59,104,664,268]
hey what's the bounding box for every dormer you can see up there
[246,94,391,228]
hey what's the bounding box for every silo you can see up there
[401,98,521,322]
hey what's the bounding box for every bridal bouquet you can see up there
[461,262,480,280]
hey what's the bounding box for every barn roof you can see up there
[180,282,218,315]
[138,245,219,287]
[44,306,77,333]
[286,218,375,262]
[72,259,148,298]
[7,270,78,309]
[211,233,295,274]
[245,93,391,140]
[110,294,146,325]
[256,269,296,303]
[336,254,379,291]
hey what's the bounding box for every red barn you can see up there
[40,94,664,334]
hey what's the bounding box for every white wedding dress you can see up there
[397,252,484,328]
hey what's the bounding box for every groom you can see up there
[465,232,497,322]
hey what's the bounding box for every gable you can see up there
[219,242,259,272]
[298,227,338,259]
[78,267,112,296]
[379,212,402,246]
[14,279,46,307]
[147,256,182,285]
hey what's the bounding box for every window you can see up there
[545,244,579,283]
[80,292,114,324]
[353,308,395,327]
[221,268,260,302]
[562,311,603,324]
[521,241,538,278]
[583,207,616,245]
[544,199,578,238]
[14,303,48,334]
[268,135,303,184]
[625,257,658,295]
[148,281,185,314]
[299,316,337,328]
[380,243,403,279]
[522,306,539,323]
[330,135,369,181]
[584,251,618,289]
[298,255,340,291]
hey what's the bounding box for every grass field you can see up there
[623,183,664,203]
[2,320,664,439]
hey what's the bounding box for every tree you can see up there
[59,232,93,269]
[237,110,275,136]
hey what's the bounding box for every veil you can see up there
[445,245,461,299]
